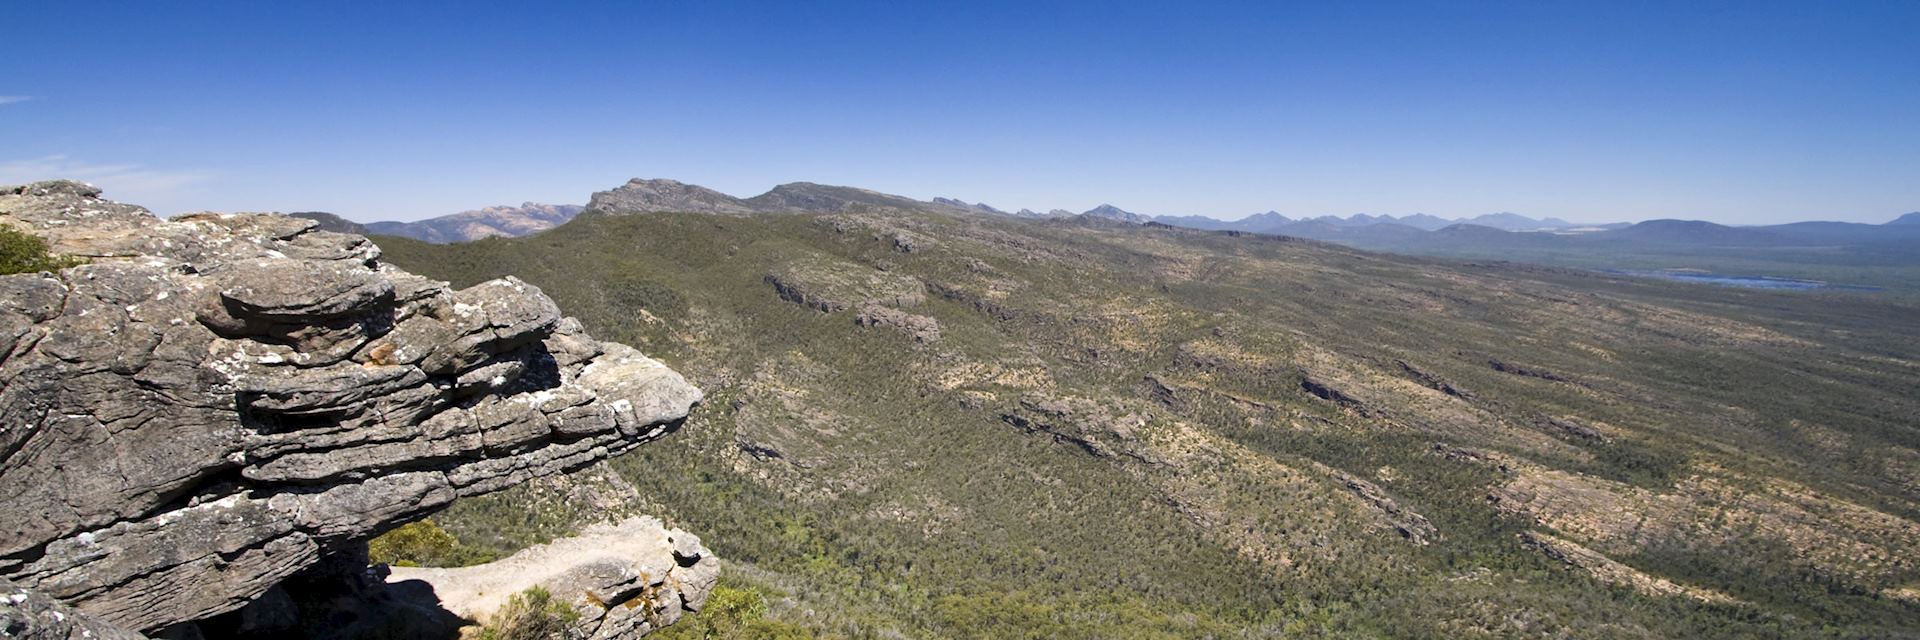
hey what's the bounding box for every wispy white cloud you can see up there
[0,96,33,106]
[0,155,215,202]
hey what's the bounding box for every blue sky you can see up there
[2,1,1916,224]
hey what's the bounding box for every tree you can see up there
[0,224,82,275]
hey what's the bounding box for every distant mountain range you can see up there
[292,203,584,243]
[576,179,1613,233]
[582,178,1048,219]
[293,178,1919,249]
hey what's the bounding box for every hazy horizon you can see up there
[3,1,1916,224]
[236,176,1904,229]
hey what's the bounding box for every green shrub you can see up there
[367,519,492,567]
[474,586,581,640]
[0,223,83,275]
[651,581,815,640]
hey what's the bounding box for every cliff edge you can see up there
[0,180,711,636]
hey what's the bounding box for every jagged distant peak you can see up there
[358,202,585,243]
[588,177,759,216]
[454,202,581,219]
[1888,212,1920,225]
[1396,213,1455,231]
[746,181,933,213]
[933,197,1007,215]
[1459,212,1575,231]
[1082,204,1151,223]
[1241,210,1290,221]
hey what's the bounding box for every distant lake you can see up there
[1605,269,1882,291]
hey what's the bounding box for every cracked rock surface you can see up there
[0,181,707,634]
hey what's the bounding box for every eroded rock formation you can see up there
[0,181,708,635]
[387,517,717,639]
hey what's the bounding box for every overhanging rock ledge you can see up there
[0,180,710,636]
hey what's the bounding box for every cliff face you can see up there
[0,181,709,635]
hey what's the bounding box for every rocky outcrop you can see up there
[1441,440,1920,588]
[1519,531,1736,604]
[586,179,759,216]
[1002,395,1157,463]
[764,259,925,313]
[854,305,940,343]
[1487,358,1569,382]
[286,212,371,236]
[0,181,706,635]
[1395,359,1473,400]
[387,517,718,639]
[1299,375,1367,411]
[1313,464,1437,545]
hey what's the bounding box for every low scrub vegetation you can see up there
[384,208,1920,638]
[0,223,83,275]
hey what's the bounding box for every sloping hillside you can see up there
[380,205,1920,638]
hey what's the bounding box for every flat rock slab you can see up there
[389,517,718,639]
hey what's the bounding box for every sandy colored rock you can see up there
[388,517,718,640]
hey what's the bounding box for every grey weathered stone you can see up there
[0,180,708,635]
[0,577,146,640]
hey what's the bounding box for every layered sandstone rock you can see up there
[0,181,708,635]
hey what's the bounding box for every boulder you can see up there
[854,305,941,343]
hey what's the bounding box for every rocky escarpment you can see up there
[0,181,708,635]
[585,179,761,216]
[763,259,926,313]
